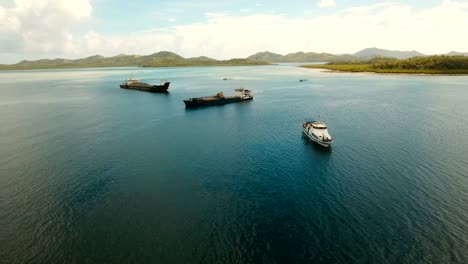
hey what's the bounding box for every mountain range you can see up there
[247,48,468,62]
[0,51,269,70]
[446,51,468,56]
[1,48,467,70]
[246,51,358,63]
[352,48,426,60]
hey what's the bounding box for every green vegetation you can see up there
[140,56,269,67]
[0,51,269,70]
[302,56,468,74]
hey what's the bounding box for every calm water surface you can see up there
[1,65,467,263]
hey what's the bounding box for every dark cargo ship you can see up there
[120,78,170,93]
[184,88,253,108]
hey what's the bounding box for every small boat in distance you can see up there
[120,78,170,93]
[302,118,333,147]
[184,88,253,108]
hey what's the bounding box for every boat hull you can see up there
[184,97,252,108]
[302,128,332,147]
[120,82,170,93]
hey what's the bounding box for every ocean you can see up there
[1,65,467,263]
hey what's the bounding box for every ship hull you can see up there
[184,97,252,108]
[120,82,170,93]
[302,128,332,147]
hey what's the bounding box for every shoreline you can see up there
[312,68,468,76]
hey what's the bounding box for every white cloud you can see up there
[130,1,468,58]
[0,0,92,61]
[319,0,336,8]
[2,0,468,63]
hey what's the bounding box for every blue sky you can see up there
[0,0,467,63]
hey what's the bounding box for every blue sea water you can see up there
[0,65,467,263]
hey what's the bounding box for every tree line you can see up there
[368,56,468,70]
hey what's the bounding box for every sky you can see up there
[0,0,467,63]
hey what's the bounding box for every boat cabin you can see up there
[234,88,252,98]
[123,78,139,85]
[312,122,327,129]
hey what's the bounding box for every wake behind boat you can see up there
[183,88,253,108]
[302,119,333,147]
[120,78,170,93]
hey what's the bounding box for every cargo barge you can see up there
[120,78,170,93]
[184,88,252,108]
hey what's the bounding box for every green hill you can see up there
[0,51,269,70]
[247,51,285,62]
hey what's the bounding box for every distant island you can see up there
[246,51,359,63]
[246,48,468,63]
[302,56,468,75]
[1,48,467,71]
[0,51,270,70]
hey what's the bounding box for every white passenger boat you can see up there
[302,119,333,147]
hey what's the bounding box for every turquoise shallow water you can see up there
[0,65,467,263]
